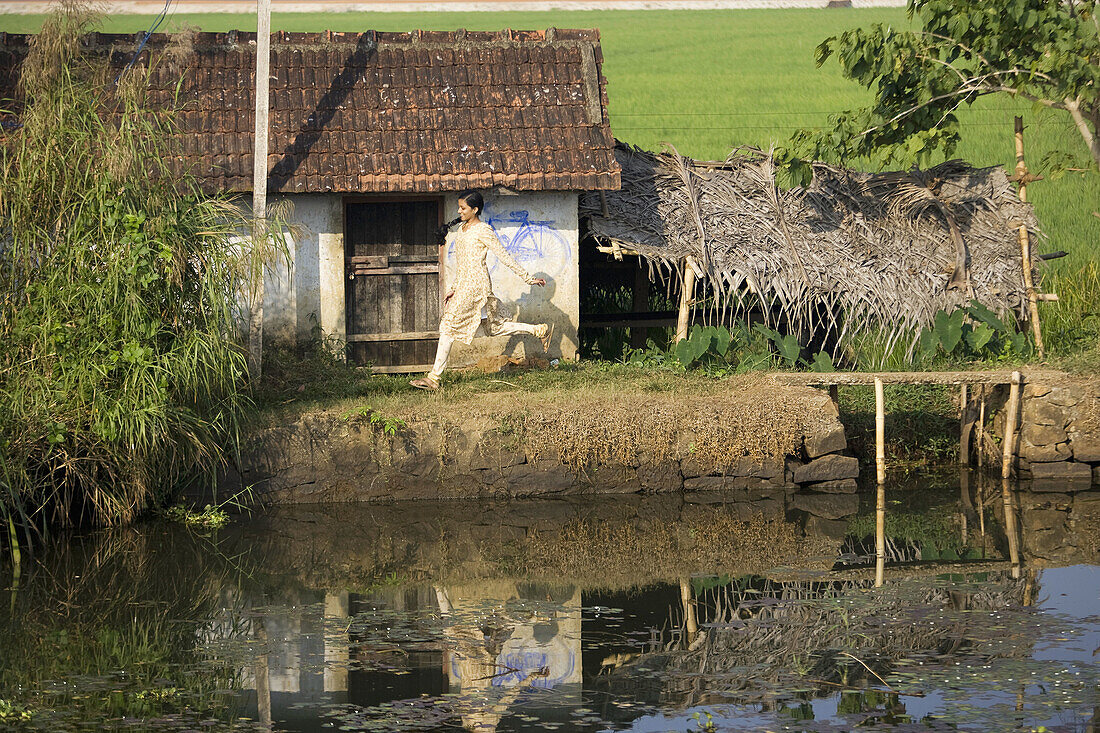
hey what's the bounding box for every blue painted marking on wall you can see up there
[446,201,572,282]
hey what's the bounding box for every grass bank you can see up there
[258,346,963,466]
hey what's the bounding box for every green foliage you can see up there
[342,405,407,435]
[1043,262,1100,363]
[623,323,840,374]
[160,487,253,529]
[0,5,282,540]
[917,301,1030,361]
[839,385,959,464]
[754,325,802,367]
[782,0,1100,173]
[0,699,34,722]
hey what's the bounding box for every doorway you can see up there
[345,198,443,371]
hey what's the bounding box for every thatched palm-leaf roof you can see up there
[581,142,1037,353]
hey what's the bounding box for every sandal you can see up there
[409,376,439,391]
[539,323,554,352]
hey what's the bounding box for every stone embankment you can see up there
[990,377,1100,490]
[224,382,862,526]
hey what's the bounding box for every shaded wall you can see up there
[259,191,580,363]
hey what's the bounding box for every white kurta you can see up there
[441,221,535,345]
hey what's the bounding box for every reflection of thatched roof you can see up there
[599,574,1032,707]
[581,143,1038,352]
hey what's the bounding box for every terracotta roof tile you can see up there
[0,29,619,193]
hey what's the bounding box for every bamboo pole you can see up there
[959,466,971,545]
[679,577,698,641]
[959,384,969,465]
[875,378,886,485]
[1000,370,1023,579]
[675,257,697,343]
[875,377,886,587]
[254,618,272,728]
[976,386,986,468]
[1014,117,1044,359]
[1001,371,1022,481]
[1001,476,1022,579]
[875,483,886,588]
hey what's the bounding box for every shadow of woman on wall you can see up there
[503,272,569,360]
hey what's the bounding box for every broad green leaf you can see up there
[934,309,965,353]
[778,334,802,367]
[964,300,1007,332]
[674,338,695,367]
[714,325,732,357]
[809,351,836,372]
[918,327,938,355]
[965,323,994,352]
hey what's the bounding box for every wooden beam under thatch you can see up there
[581,142,1038,357]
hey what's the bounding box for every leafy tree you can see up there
[778,0,1100,182]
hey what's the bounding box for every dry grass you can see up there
[583,145,1037,360]
[269,367,839,475]
[522,380,833,471]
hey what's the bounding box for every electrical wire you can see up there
[110,0,175,88]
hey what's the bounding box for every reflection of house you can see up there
[0,30,620,371]
[229,583,582,730]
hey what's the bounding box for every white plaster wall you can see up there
[256,191,579,369]
[441,191,580,366]
[263,194,345,347]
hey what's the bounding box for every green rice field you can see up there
[3,8,1097,271]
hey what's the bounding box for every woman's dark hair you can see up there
[458,190,484,216]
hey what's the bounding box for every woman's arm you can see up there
[481,225,537,284]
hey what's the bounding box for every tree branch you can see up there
[1065,96,1100,169]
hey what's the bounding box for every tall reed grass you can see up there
[0,3,259,545]
[1042,263,1100,369]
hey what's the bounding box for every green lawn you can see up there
[3,8,1097,269]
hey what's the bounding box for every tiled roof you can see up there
[0,29,620,193]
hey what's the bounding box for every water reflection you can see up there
[1,480,1098,732]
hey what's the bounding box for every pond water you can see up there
[1,474,1098,732]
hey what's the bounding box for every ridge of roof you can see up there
[0,28,601,51]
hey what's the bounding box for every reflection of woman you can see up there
[410,191,552,391]
[434,586,548,732]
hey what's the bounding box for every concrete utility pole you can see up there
[249,0,271,380]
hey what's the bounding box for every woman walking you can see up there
[410,191,553,391]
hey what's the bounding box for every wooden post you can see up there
[976,386,986,468]
[874,378,886,485]
[1001,476,1022,579]
[875,483,886,588]
[679,577,698,641]
[959,384,969,465]
[249,0,272,380]
[874,377,886,587]
[1014,117,1044,359]
[254,618,272,728]
[675,257,697,343]
[1000,370,1023,579]
[631,262,650,348]
[959,466,970,545]
[1001,371,1022,481]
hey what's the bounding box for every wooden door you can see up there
[345,199,442,371]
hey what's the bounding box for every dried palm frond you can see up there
[581,143,1035,356]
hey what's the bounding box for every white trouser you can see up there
[429,321,540,379]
